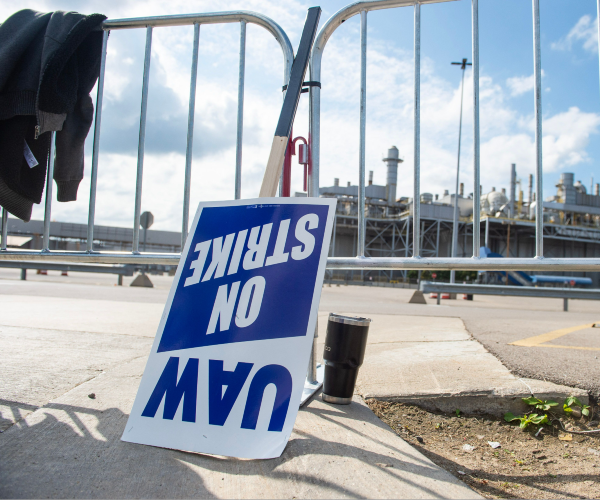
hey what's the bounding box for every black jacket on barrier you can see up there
[0,9,106,221]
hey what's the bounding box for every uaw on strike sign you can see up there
[122,198,336,459]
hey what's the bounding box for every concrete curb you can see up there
[361,383,589,417]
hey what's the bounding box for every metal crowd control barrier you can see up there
[0,11,293,264]
[1,3,600,396]
[419,282,600,311]
[1,3,599,270]
[308,0,600,273]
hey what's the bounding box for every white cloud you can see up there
[551,14,598,53]
[543,107,600,170]
[506,70,545,97]
[478,107,600,195]
[506,74,533,97]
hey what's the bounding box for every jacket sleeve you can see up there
[54,93,93,201]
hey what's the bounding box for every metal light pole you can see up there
[450,58,471,284]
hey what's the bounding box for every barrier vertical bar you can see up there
[182,23,200,248]
[308,69,320,198]
[87,30,109,253]
[532,0,543,257]
[307,24,321,388]
[43,132,56,252]
[472,0,481,257]
[235,20,246,200]
[1,207,7,251]
[357,10,367,257]
[450,64,466,283]
[133,26,153,253]
[413,2,421,258]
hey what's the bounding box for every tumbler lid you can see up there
[328,313,371,327]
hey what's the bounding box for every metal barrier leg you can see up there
[118,274,123,286]
[563,298,568,312]
[308,334,317,383]
[1,206,8,251]
[21,269,26,281]
[437,294,441,306]
[300,325,323,406]
[42,133,56,252]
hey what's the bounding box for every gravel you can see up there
[368,400,600,499]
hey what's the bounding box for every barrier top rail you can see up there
[102,11,293,83]
[308,0,600,272]
[0,10,293,266]
[310,0,454,53]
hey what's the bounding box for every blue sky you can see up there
[1,0,599,230]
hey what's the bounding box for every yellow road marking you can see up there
[528,344,600,352]
[510,322,600,350]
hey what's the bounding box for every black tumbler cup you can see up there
[322,313,371,405]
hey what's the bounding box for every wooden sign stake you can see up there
[259,7,321,198]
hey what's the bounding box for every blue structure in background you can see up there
[479,247,593,287]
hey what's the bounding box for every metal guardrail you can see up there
[0,261,134,285]
[0,261,133,275]
[308,0,600,272]
[0,10,294,264]
[419,282,600,310]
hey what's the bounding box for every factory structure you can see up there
[2,145,600,286]
[310,146,600,286]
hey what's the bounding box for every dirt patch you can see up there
[367,400,600,499]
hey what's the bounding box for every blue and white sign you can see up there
[122,197,336,459]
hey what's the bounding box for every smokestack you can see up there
[444,189,449,197]
[491,187,496,192]
[382,146,403,203]
[510,163,516,218]
[334,178,339,187]
[459,183,464,197]
[368,171,373,186]
[502,188,506,195]
[435,194,439,201]
[528,174,533,207]
[560,173,574,187]
[596,183,599,196]
[347,181,351,187]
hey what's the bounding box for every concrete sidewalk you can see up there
[316,312,588,416]
[1,356,477,499]
[0,281,479,499]
[1,278,589,498]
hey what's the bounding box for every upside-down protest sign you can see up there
[122,197,336,459]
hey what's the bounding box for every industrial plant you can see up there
[314,146,600,286]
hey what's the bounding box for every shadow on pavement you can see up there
[0,397,471,499]
[0,399,39,432]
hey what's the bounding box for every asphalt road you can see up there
[1,268,599,398]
